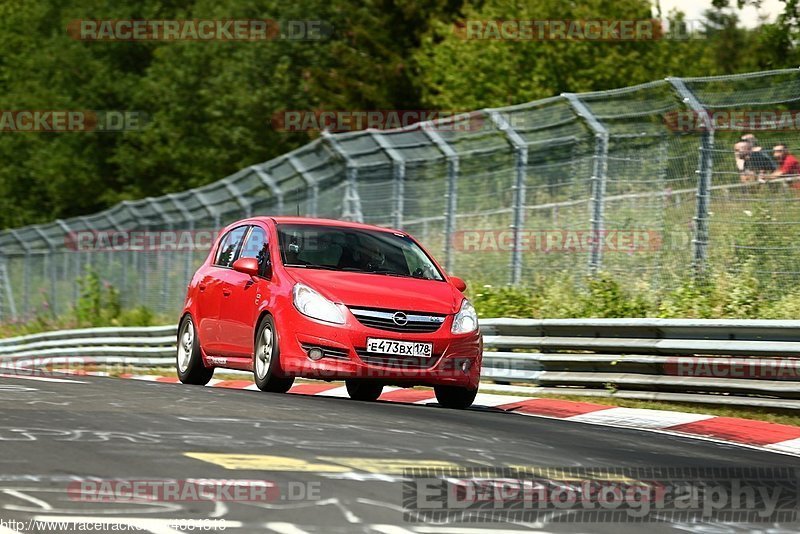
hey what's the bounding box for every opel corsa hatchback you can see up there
[177,217,482,408]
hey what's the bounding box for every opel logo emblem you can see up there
[392,312,408,326]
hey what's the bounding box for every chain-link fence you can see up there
[2,68,800,320]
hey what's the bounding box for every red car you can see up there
[176,217,482,408]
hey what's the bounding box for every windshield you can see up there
[277,224,444,281]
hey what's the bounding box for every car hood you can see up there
[285,268,462,314]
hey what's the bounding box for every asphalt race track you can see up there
[2,373,800,533]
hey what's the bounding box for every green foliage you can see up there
[471,267,794,319]
[115,305,158,327]
[75,267,122,327]
[0,0,796,229]
[470,284,532,317]
[578,274,652,318]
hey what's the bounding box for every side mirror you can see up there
[449,276,467,292]
[232,257,260,277]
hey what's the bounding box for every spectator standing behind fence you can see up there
[770,144,800,188]
[736,135,776,183]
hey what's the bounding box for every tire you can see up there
[345,380,384,401]
[176,315,214,385]
[434,385,477,409]
[253,315,294,393]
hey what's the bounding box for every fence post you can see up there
[668,77,713,275]
[371,131,406,229]
[564,93,609,276]
[0,253,17,321]
[251,165,285,215]
[322,131,363,222]
[221,176,253,219]
[488,110,528,285]
[287,154,319,217]
[31,226,60,315]
[421,126,459,273]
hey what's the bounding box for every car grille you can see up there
[355,349,440,369]
[349,307,446,334]
[300,343,350,361]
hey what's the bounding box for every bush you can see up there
[471,267,795,320]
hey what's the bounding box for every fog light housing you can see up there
[308,348,324,361]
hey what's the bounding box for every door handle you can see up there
[222,288,232,297]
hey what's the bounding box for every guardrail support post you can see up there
[669,77,713,276]
[489,110,528,285]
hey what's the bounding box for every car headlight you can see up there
[292,283,345,324]
[451,299,478,334]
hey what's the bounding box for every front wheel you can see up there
[253,315,294,393]
[176,315,214,385]
[434,385,477,409]
[345,380,384,401]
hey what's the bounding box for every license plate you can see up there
[366,338,433,357]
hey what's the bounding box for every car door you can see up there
[217,224,272,359]
[201,225,248,356]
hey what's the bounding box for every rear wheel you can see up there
[176,315,214,385]
[253,315,294,393]
[345,380,384,401]
[434,385,477,409]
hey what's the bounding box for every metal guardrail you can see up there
[3,319,800,409]
[480,318,800,409]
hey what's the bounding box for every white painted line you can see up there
[316,386,350,398]
[413,528,552,534]
[265,523,312,534]
[243,384,261,391]
[370,525,417,534]
[566,407,714,429]
[764,437,800,455]
[472,393,533,407]
[3,489,52,510]
[0,373,87,384]
[129,375,161,382]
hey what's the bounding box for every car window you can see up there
[240,226,271,278]
[214,226,248,268]
[277,224,444,280]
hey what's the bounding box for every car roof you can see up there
[250,216,403,234]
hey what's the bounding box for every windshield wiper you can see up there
[285,264,429,279]
[369,270,416,278]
